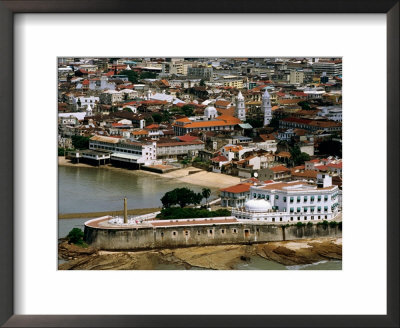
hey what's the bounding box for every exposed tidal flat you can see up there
[58,238,342,270]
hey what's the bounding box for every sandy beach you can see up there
[58,156,241,189]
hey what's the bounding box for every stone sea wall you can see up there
[84,222,342,251]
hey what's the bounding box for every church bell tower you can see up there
[262,89,272,126]
[235,91,246,121]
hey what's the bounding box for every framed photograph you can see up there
[0,1,398,327]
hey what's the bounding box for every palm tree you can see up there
[202,188,211,208]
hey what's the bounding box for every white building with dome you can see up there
[230,173,340,223]
[204,105,218,120]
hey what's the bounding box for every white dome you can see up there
[204,105,217,117]
[244,199,272,212]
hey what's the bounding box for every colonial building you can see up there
[172,115,241,136]
[258,165,291,181]
[156,140,205,159]
[220,182,253,207]
[230,174,340,222]
[279,117,342,133]
[89,135,157,166]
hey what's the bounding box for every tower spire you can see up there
[235,91,246,121]
[262,89,272,126]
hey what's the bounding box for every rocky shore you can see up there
[58,237,342,270]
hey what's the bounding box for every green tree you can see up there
[192,193,203,206]
[152,113,162,124]
[161,111,171,122]
[199,79,206,86]
[122,107,133,113]
[161,189,178,208]
[120,70,138,84]
[290,145,311,166]
[181,105,195,117]
[295,152,311,166]
[67,228,84,245]
[58,147,73,156]
[202,188,211,207]
[139,71,157,79]
[298,101,311,110]
[245,118,264,128]
[160,187,203,208]
[71,135,90,149]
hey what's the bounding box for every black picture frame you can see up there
[0,1,398,327]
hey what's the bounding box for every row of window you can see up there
[252,194,330,202]
[289,206,329,213]
[165,228,240,238]
[238,215,329,221]
[91,144,143,155]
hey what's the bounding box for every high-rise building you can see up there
[289,70,304,84]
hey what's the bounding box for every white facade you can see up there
[262,89,272,126]
[255,140,278,152]
[318,106,342,122]
[156,142,205,158]
[72,96,99,110]
[230,174,340,223]
[204,105,218,120]
[235,91,246,121]
[89,136,157,165]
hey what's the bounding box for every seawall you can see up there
[84,222,342,251]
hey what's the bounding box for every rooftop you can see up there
[151,217,238,227]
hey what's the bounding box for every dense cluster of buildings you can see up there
[59,57,342,215]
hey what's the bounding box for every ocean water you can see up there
[59,166,341,270]
[58,166,213,214]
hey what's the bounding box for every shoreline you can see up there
[58,156,241,189]
[58,208,160,219]
[58,237,342,270]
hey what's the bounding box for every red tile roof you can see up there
[263,180,275,184]
[327,163,342,169]
[211,155,229,162]
[145,124,160,129]
[177,135,200,142]
[220,183,252,193]
[291,170,318,178]
[270,165,291,173]
[215,100,232,107]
